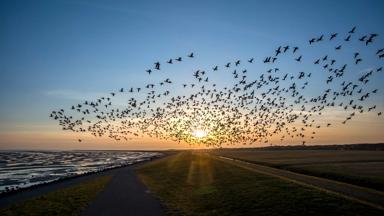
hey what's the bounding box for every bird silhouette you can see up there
[154,62,160,70]
[349,26,356,34]
[330,33,338,40]
[50,29,383,147]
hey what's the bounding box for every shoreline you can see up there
[0,153,169,208]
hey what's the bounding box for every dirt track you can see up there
[215,155,384,210]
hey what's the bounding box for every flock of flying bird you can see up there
[50,27,383,147]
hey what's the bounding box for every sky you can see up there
[0,0,383,150]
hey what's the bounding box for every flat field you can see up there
[136,152,383,216]
[213,149,384,191]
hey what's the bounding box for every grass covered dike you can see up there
[137,152,383,216]
[0,175,111,216]
[214,150,384,191]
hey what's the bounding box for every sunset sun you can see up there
[192,130,208,138]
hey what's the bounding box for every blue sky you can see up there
[0,0,383,149]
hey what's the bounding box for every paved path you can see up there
[82,164,165,216]
[0,157,168,216]
[215,156,384,210]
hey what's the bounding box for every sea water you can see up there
[0,151,162,193]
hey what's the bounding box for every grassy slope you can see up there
[0,175,111,216]
[214,150,384,191]
[137,152,383,216]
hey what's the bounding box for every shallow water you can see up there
[0,151,162,193]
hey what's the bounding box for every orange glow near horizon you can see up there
[1,114,383,150]
[1,92,383,151]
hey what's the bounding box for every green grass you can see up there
[0,175,111,216]
[214,150,384,191]
[137,152,383,216]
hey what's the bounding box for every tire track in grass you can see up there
[215,155,384,210]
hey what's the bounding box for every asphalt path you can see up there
[81,164,165,216]
[0,156,168,216]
